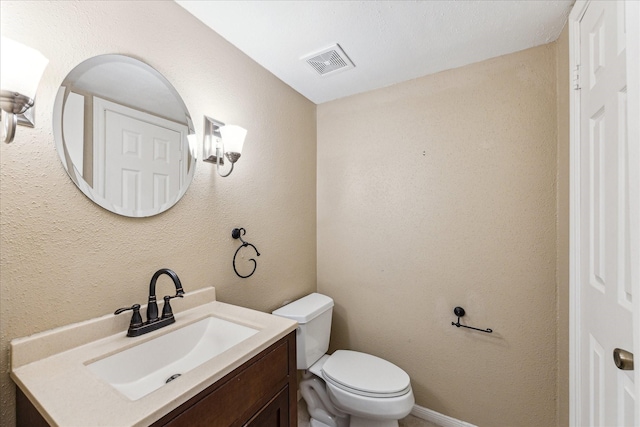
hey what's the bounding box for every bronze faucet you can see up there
[115,268,185,337]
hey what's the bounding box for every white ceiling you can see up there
[176,0,575,105]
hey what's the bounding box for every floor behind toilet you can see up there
[297,398,441,427]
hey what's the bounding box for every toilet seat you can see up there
[321,350,411,398]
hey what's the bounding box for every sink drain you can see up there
[166,373,181,384]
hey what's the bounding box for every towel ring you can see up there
[231,228,260,278]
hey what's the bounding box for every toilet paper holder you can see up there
[451,306,493,333]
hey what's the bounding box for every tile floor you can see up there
[297,399,441,427]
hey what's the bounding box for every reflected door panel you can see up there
[104,111,182,212]
[93,96,188,216]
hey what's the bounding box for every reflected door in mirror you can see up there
[95,98,187,214]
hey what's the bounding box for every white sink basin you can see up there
[87,316,259,400]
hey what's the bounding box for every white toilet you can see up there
[272,293,415,427]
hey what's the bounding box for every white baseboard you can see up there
[410,404,477,427]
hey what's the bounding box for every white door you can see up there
[93,96,188,216]
[104,110,182,213]
[571,1,639,425]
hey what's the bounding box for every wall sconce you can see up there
[203,116,247,177]
[1,37,49,144]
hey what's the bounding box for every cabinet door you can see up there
[244,386,289,427]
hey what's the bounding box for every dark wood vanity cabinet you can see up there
[17,331,297,427]
[153,331,297,427]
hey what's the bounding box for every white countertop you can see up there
[10,287,297,427]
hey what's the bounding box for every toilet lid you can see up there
[322,350,411,397]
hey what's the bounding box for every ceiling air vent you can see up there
[302,44,355,76]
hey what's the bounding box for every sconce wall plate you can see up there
[203,116,225,165]
[15,105,36,128]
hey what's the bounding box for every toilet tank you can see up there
[272,293,334,369]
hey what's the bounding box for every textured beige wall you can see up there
[0,2,316,425]
[318,45,559,426]
[555,25,571,427]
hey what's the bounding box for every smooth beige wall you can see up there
[0,2,316,425]
[318,44,559,426]
[555,25,571,427]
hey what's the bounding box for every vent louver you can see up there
[303,44,354,76]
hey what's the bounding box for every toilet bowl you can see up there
[272,293,414,427]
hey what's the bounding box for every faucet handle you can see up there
[161,294,184,319]
[115,304,143,328]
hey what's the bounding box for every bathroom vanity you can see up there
[151,331,295,426]
[11,287,298,426]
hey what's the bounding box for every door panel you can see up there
[105,110,182,212]
[576,1,636,425]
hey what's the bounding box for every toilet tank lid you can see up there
[272,293,334,323]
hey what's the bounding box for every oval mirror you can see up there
[53,54,197,217]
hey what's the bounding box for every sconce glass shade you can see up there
[1,37,49,99]
[220,125,247,155]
